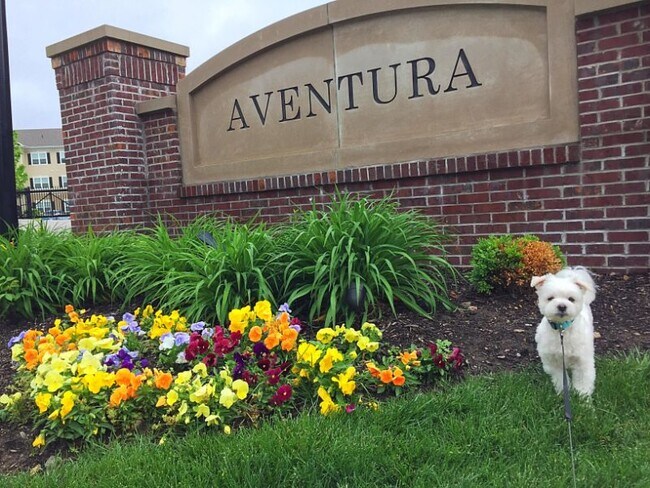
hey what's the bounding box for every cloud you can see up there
[6,0,327,128]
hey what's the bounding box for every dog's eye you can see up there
[547,297,554,301]
[568,297,575,303]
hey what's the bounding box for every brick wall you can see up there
[52,4,649,273]
[51,38,187,231]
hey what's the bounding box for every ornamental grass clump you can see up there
[276,193,457,327]
[1,302,463,448]
[468,235,565,294]
[113,217,277,324]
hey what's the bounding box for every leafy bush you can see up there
[276,193,457,326]
[1,303,463,447]
[468,235,565,293]
[0,225,67,318]
[113,217,278,324]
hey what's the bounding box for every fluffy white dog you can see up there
[531,267,596,397]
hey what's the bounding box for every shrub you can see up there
[113,217,278,324]
[468,235,565,293]
[276,193,457,326]
[0,225,67,319]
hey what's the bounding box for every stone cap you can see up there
[46,24,190,59]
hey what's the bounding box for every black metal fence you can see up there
[16,188,69,219]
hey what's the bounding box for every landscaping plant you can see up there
[468,234,565,294]
[276,193,457,326]
[112,218,277,324]
[0,303,462,448]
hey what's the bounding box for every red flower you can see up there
[433,353,446,369]
[202,353,217,368]
[428,343,438,356]
[449,347,464,369]
[269,384,292,406]
[265,367,282,385]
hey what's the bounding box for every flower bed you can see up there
[0,302,463,448]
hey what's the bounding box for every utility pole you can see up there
[0,0,18,235]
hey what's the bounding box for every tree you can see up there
[13,130,27,189]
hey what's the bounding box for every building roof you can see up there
[16,129,63,149]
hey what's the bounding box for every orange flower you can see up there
[24,348,38,363]
[280,328,298,351]
[400,351,420,367]
[379,369,394,384]
[65,304,74,314]
[48,326,61,337]
[248,326,263,343]
[366,362,381,378]
[392,367,405,387]
[109,385,129,407]
[56,335,68,346]
[264,331,281,350]
[154,371,173,390]
[115,368,134,387]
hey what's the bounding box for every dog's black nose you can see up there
[557,304,567,313]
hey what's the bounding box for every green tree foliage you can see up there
[13,131,28,189]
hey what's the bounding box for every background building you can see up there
[15,128,67,190]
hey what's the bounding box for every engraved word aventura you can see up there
[227,48,482,132]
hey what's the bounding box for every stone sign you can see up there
[177,0,578,185]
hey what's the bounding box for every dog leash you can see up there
[556,326,578,488]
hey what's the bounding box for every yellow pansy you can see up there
[316,328,337,344]
[344,328,361,343]
[319,348,343,374]
[35,392,52,413]
[219,370,233,387]
[232,379,249,400]
[194,404,210,418]
[156,396,167,407]
[77,337,98,352]
[219,387,237,409]
[166,389,179,406]
[254,301,273,322]
[77,351,103,375]
[192,362,208,378]
[60,391,76,418]
[174,371,192,385]
[297,343,322,366]
[50,357,70,373]
[32,434,46,448]
[317,386,340,416]
[83,371,115,394]
[43,370,65,392]
[189,383,214,404]
[228,306,251,334]
[332,367,357,396]
[48,409,60,420]
[11,344,24,362]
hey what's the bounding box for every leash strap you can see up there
[560,330,572,421]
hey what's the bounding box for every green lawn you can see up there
[3,352,648,488]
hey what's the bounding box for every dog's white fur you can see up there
[532,266,596,397]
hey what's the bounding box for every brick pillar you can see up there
[47,26,188,232]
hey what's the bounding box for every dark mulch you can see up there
[0,272,648,475]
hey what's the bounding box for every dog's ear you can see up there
[575,279,594,294]
[530,275,547,289]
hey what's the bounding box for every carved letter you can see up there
[250,91,273,125]
[306,79,333,118]
[407,57,440,99]
[278,86,301,122]
[368,63,401,105]
[337,72,364,110]
[444,49,482,92]
[227,99,249,131]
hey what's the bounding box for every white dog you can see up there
[531,267,596,397]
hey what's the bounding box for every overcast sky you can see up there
[6,0,328,130]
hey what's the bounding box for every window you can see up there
[29,152,49,165]
[31,177,51,190]
[58,176,68,188]
[57,151,66,164]
[35,200,53,215]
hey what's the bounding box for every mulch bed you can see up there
[0,272,648,475]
